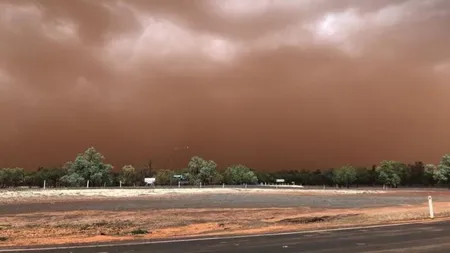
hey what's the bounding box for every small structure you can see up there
[275,179,285,184]
[144,177,156,186]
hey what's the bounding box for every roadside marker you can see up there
[428,196,434,219]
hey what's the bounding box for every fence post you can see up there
[223,183,225,188]
[120,181,122,188]
[43,180,46,190]
[178,181,181,188]
[428,196,434,219]
[86,180,89,188]
[200,182,202,188]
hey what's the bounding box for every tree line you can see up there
[1,147,450,188]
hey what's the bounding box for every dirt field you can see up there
[1,188,450,247]
[1,188,447,214]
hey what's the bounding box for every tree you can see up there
[23,171,37,187]
[224,164,258,185]
[155,169,175,185]
[255,171,274,184]
[187,156,220,185]
[404,161,425,186]
[424,164,438,186]
[333,165,357,188]
[198,160,219,185]
[187,156,205,176]
[120,165,138,186]
[0,168,25,187]
[321,169,335,186]
[376,160,402,187]
[355,167,371,186]
[433,154,450,187]
[35,167,67,187]
[60,147,113,187]
[212,173,224,184]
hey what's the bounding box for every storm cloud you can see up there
[1,0,449,170]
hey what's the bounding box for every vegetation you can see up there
[333,165,357,188]
[223,164,258,185]
[59,147,112,187]
[2,146,450,188]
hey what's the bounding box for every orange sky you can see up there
[1,0,450,170]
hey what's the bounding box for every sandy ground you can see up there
[1,202,450,247]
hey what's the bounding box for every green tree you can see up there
[23,171,37,187]
[333,165,357,188]
[198,160,219,185]
[212,172,224,184]
[355,167,371,186]
[60,147,112,187]
[376,160,402,187]
[424,164,438,186]
[433,154,450,187]
[0,168,25,187]
[120,165,138,186]
[155,169,175,185]
[187,156,219,185]
[224,164,258,185]
[404,161,425,186]
[187,156,205,176]
[255,171,274,184]
[35,167,67,187]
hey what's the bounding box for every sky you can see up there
[1,0,450,171]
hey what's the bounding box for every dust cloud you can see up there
[1,0,449,170]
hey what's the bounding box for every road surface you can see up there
[2,193,446,214]
[2,221,450,253]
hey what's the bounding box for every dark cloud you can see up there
[0,0,449,170]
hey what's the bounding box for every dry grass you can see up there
[1,202,450,247]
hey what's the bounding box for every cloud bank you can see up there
[1,0,449,170]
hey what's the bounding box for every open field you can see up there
[1,188,450,247]
[0,187,448,214]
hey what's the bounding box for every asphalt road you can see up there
[2,193,447,214]
[2,221,450,253]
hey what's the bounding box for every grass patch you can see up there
[130,229,149,235]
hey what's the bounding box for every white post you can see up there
[428,196,434,219]
[43,180,46,189]
[223,183,225,188]
[245,184,247,189]
[200,182,202,188]
[86,180,89,188]
[323,185,325,190]
[178,181,181,188]
[120,181,122,188]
